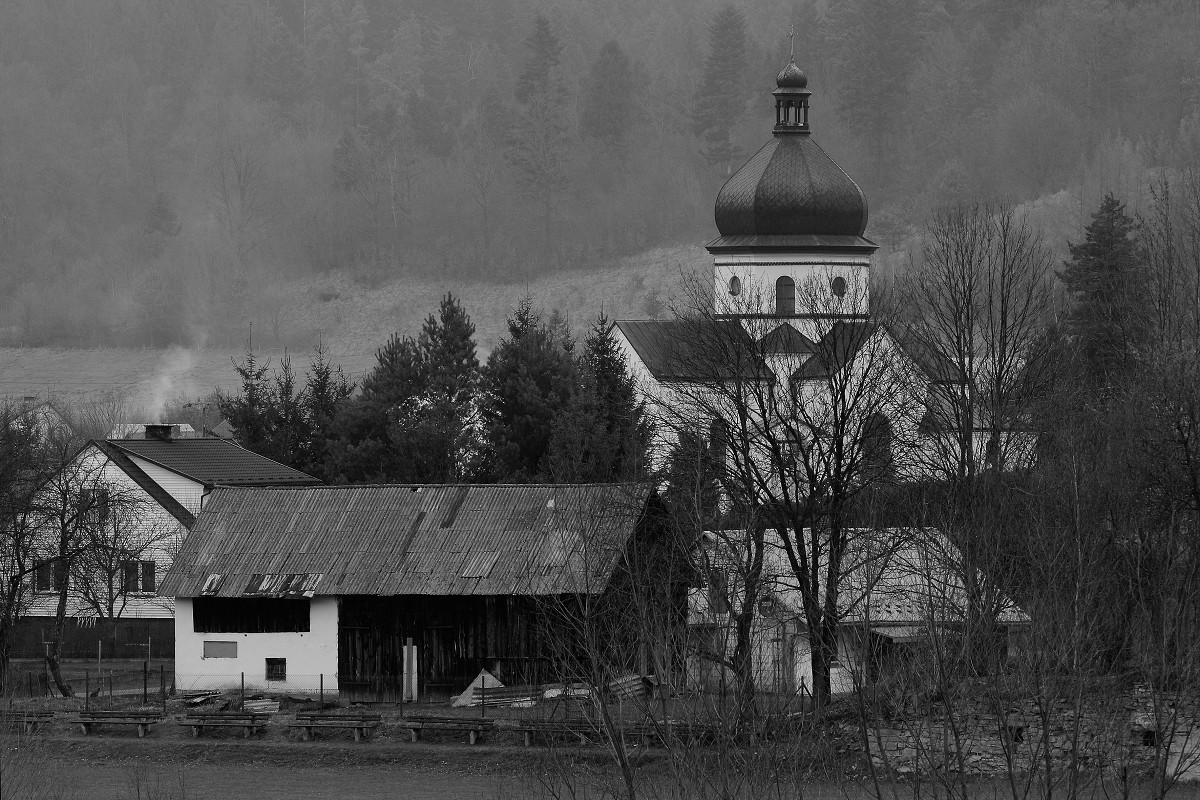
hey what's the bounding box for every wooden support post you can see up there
[143,660,148,705]
[160,665,166,715]
[240,672,245,711]
[108,673,112,703]
[85,670,89,712]
[319,674,323,707]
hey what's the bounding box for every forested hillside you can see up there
[1,0,1197,349]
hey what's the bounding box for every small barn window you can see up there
[728,276,742,296]
[832,276,847,298]
[202,640,237,658]
[775,276,796,315]
[192,598,311,633]
[265,658,286,681]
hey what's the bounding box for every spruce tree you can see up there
[545,313,648,482]
[581,40,637,150]
[480,298,578,480]
[1059,193,1145,385]
[507,15,571,258]
[691,6,749,172]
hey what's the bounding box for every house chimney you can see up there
[144,424,178,441]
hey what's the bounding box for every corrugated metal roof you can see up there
[107,438,320,487]
[161,484,653,598]
[615,319,766,382]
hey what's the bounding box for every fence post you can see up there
[108,672,113,704]
[27,672,33,700]
[85,669,89,711]
[160,665,166,715]
[240,672,245,711]
[143,661,148,705]
[319,674,323,707]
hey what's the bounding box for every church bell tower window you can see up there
[776,276,796,316]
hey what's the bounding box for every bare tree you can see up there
[207,108,270,275]
[644,271,920,712]
[899,202,1054,675]
[70,495,182,660]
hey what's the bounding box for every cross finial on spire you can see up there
[788,24,796,61]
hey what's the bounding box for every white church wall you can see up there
[714,255,871,318]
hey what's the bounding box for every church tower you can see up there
[709,55,876,342]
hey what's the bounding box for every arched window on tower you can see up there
[775,276,796,316]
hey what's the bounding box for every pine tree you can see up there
[1059,193,1145,385]
[325,333,425,482]
[691,6,749,172]
[480,298,578,480]
[255,5,309,111]
[326,295,480,483]
[581,40,637,150]
[506,15,572,258]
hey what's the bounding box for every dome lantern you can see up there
[773,31,811,133]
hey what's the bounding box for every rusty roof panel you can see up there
[162,484,651,599]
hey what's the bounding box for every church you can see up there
[611,57,1028,697]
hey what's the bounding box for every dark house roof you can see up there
[160,484,654,599]
[92,441,196,529]
[104,437,319,488]
[615,319,767,382]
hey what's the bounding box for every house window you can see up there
[202,640,237,658]
[192,598,311,633]
[775,276,796,315]
[34,560,66,593]
[121,560,156,593]
[265,658,287,681]
[831,276,847,298]
[728,276,742,296]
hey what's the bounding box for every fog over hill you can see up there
[1,0,1197,362]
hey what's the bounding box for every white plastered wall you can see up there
[174,596,340,694]
[714,252,871,319]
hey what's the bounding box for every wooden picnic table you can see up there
[71,710,164,737]
[288,711,382,742]
[183,711,271,738]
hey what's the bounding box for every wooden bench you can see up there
[288,712,381,742]
[183,711,271,738]
[495,718,594,747]
[4,710,53,734]
[396,715,492,745]
[71,711,164,737]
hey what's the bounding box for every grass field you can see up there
[0,245,708,406]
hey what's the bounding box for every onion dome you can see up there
[712,58,869,243]
[775,59,807,89]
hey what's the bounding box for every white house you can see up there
[14,425,319,658]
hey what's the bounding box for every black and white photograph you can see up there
[2,1,1200,798]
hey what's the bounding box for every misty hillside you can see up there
[0,244,703,405]
[1,0,1198,354]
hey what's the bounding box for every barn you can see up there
[160,483,683,700]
